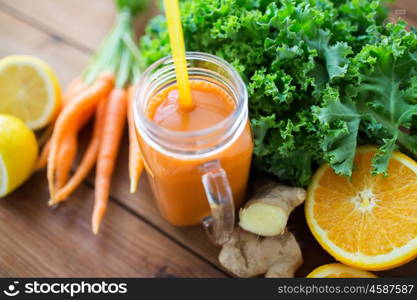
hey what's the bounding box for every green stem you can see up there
[123,33,143,84]
[123,32,145,71]
[116,48,132,88]
[83,9,133,84]
[360,103,416,155]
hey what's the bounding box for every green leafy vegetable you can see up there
[140,0,417,186]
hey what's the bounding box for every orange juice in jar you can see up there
[133,52,253,244]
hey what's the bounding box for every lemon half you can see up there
[0,55,61,130]
[0,115,38,197]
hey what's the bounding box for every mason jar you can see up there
[133,52,253,245]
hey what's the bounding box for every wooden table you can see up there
[0,0,416,278]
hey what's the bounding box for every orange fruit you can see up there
[307,263,377,278]
[306,146,417,271]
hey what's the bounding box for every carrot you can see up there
[37,123,54,147]
[54,104,98,188]
[36,139,51,170]
[36,79,89,171]
[36,106,95,171]
[127,85,144,193]
[48,72,114,201]
[63,77,86,106]
[52,98,108,205]
[92,87,127,234]
[55,133,78,189]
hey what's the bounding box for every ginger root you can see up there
[219,227,303,278]
[239,181,306,236]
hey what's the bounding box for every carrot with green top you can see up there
[92,87,127,234]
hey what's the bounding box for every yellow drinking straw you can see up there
[163,0,194,110]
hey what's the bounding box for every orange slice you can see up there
[305,146,417,271]
[307,263,377,278]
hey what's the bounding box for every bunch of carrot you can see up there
[37,0,146,234]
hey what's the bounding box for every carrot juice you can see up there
[134,52,253,233]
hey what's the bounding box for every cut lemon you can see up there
[0,55,61,130]
[0,115,38,197]
[306,146,417,271]
[307,263,377,278]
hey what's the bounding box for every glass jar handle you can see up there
[200,160,235,245]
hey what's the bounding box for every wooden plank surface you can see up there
[0,0,115,51]
[0,0,158,52]
[391,0,417,27]
[0,0,417,278]
[0,10,88,84]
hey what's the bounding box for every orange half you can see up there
[307,263,377,278]
[306,146,417,270]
